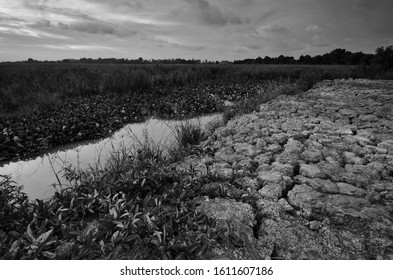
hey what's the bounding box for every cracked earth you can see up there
[176,79,393,259]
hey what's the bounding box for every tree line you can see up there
[234,46,393,70]
[18,46,393,70]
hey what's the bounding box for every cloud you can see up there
[42,44,119,51]
[0,14,28,26]
[257,24,291,36]
[184,0,245,26]
[240,0,255,7]
[23,0,95,22]
[311,34,330,47]
[306,24,321,32]
[257,10,277,24]
[57,20,138,37]
[29,19,51,28]
[154,35,205,52]
[244,43,262,50]
[0,25,69,39]
[27,17,137,38]
[85,0,143,10]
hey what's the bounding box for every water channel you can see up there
[0,114,221,200]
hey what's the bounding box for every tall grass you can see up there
[171,120,205,149]
[0,63,377,114]
[166,120,206,161]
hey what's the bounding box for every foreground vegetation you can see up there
[0,121,231,259]
[1,63,389,162]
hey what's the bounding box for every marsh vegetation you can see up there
[1,60,393,259]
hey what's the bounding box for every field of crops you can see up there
[0,63,383,162]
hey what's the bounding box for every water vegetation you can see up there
[0,63,380,162]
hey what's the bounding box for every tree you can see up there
[374,46,393,70]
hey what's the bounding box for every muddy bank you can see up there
[175,79,393,259]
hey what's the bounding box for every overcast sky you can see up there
[1,0,392,61]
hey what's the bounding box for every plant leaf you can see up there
[41,251,56,259]
[36,228,54,245]
[26,224,36,243]
[111,231,120,244]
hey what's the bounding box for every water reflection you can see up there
[0,114,221,200]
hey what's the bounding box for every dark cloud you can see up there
[155,36,205,52]
[179,44,205,51]
[27,17,138,38]
[85,0,143,10]
[58,21,137,37]
[244,43,261,50]
[257,10,276,23]
[23,1,94,21]
[29,19,51,28]
[268,24,290,34]
[185,0,245,26]
[0,13,27,23]
[240,0,255,7]
[260,24,291,35]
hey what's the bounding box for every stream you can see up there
[0,114,221,200]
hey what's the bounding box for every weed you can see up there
[171,120,205,149]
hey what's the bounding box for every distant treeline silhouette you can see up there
[25,57,202,65]
[17,46,393,70]
[234,46,393,69]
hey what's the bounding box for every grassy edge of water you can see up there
[0,80,332,259]
[0,115,224,259]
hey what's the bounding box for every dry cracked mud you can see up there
[176,79,393,259]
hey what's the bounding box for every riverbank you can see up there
[1,79,392,259]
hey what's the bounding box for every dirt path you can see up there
[176,79,393,259]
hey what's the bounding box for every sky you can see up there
[0,0,393,61]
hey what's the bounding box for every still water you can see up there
[0,114,221,200]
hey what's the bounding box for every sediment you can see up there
[176,79,393,259]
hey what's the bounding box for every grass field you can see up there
[0,63,377,114]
